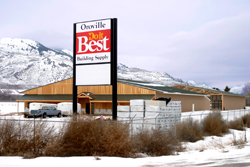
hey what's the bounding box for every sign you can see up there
[73,18,117,120]
[75,19,111,65]
[74,19,114,86]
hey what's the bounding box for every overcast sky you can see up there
[0,0,250,89]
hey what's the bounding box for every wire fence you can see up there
[117,109,250,135]
[1,109,250,138]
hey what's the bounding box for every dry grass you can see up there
[228,118,245,131]
[132,127,181,156]
[0,118,182,157]
[1,112,249,158]
[45,118,135,157]
[202,112,229,136]
[0,119,55,157]
[175,118,203,142]
[231,131,247,149]
[241,114,250,128]
[228,114,250,130]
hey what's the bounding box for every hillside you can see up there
[0,38,73,87]
[0,37,227,94]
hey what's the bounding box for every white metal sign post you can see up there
[73,18,117,120]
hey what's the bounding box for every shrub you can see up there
[45,118,135,157]
[0,119,55,156]
[241,114,250,128]
[132,127,180,156]
[229,114,250,130]
[202,112,229,136]
[175,118,203,142]
[228,118,245,131]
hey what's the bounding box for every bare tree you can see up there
[242,82,250,106]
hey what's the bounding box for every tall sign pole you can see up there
[73,23,77,115]
[73,18,117,120]
[111,19,117,120]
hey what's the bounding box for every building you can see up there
[17,78,212,113]
[172,85,246,110]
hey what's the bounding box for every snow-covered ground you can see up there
[0,128,250,167]
[1,110,250,167]
[182,109,250,122]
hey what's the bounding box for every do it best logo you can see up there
[76,21,111,55]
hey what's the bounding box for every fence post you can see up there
[200,111,205,123]
[227,111,229,122]
[142,117,144,130]
[189,112,193,126]
[200,111,202,123]
[200,111,205,130]
[234,110,235,120]
[130,114,136,136]
[33,116,36,154]
[189,112,193,120]
[174,114,176,138]
[155,113,160,129]
[130,116,133,136]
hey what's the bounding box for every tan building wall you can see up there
[222,95,246,110]
[23,78,155,95]
[21,79,213,113]
[20,79,155,112]
[155,92,210,112]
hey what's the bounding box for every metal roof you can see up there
[117,79,206,96]
[172,84,245,97]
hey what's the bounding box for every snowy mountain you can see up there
[0,38,73,88]
[0,38,213,93]
[230,85,244,94]
[117,63,212,89]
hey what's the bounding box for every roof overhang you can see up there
[172,84,245,97]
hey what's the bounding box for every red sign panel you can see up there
[75,19,111,65]
[76,29,111,55]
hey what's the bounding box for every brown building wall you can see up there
[222,95,246,110]
[78,82,155,95]
[21,79,154,113]
[155,92,210,112]
[24,79,155,95]
[92,102,129,109]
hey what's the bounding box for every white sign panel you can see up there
[76,20,111,33]
[76,64,111,85]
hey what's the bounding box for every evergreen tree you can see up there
[224,86,231,92]
[213,87,220,91]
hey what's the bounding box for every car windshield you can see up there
[41,106,50,110]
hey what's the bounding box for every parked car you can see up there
[28,103,57,113]
[25,106,61,118]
